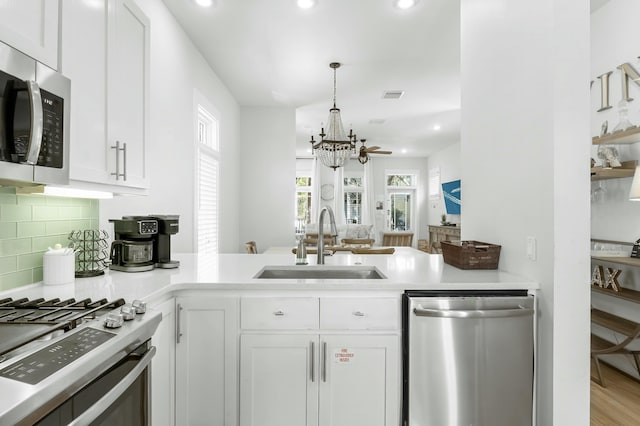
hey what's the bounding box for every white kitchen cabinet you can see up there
[318,335,398,426]
[60,0,150,193]
[175,296,239,426]
[150,298,176,426]
[0,0,59,69]
[239,296,400,426]
[240,334,319,426]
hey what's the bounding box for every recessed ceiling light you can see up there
[394,0,418,9]
[401,149,408,154]
[195,0,214,7]
[297,0,317,9]
[433,124,441,131]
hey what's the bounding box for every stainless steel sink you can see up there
[254,265,386,279]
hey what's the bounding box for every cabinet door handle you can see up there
[353,311,365,317]
[111,141,125,180]
[310,341,315,382]
[176,303,183,344]
[274,310,285,316]
[322,341,327,382]
[122,142,127,181]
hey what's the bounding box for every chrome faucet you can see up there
[317,206,338,264]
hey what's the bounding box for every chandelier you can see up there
[310,62,357,170]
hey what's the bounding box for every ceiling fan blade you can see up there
[366,146,381,151]
[371,150,392,155]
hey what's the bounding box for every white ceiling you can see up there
[162,0,460,158]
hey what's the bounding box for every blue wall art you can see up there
[441,179,461,215]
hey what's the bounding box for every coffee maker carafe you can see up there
[109,217,158,272]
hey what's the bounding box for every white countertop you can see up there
[1,248,538,304]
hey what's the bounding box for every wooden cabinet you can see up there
[0,0,59,69]
[60,0,149,193]
[239,296,400,426]
[150,298,176,426]
[428,225,461,254]
[175,296,239,426]
[591,253,640,381]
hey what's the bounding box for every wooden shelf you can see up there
[591,160,637,181]
[592,256,640,268]
[593,126,640,145]
[592,307,640,335]
[592,285,640,304]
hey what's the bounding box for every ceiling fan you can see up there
[357,139,392,164]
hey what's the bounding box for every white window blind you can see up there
[196,103,219,255]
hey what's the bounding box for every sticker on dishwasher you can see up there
[334,348,355,364]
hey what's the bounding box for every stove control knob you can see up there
[121,304,137,321]
[104,313,124,329]
[132,300,146,314]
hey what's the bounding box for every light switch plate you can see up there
[526,236,537,261]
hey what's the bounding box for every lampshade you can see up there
[630,166,640,200]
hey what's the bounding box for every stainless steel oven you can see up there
[0,40,70,186]
[0,297,161,425]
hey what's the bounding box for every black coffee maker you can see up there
[149,215,180,269]
[109,217,158,272]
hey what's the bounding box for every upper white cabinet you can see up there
[0,0,59,69]
[61,0,150,193]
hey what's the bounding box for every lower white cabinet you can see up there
[240,333,398,426]
[175,296,239,426]
[239,296,400,426]
[150,298,176,426]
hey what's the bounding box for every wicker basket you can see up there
[440,240,501,269]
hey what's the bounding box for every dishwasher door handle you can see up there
[413,305,533,319]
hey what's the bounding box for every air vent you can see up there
[382,90,405,99]
[369,119,386,124]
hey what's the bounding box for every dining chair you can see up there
[382,232,414,247]
[245,241,257,254]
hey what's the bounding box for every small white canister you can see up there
[43,244,75,285]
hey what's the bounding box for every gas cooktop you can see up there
[0,297,126,359]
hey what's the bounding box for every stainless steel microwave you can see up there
[0,41,70,186]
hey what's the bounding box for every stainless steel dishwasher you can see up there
[402,290,534,426]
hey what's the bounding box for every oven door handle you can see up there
[67,346,156,426]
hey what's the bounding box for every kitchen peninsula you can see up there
[0,248,537,426]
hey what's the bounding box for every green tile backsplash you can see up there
[0,188,99,291]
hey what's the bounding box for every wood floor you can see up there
[591,361,640,425]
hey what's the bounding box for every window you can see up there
[386,172,417,231]
[296,176,312,234]
[343,176,363,224]
[196,101,219,255]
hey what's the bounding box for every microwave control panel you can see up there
[38,89,64,169]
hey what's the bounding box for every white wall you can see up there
[461,0,590,424]
[239,107,296,252]
[99,0,241,254]
[425,142,461,227]
[590,0,640,241]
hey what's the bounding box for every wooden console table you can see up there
[428,225,461,254]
